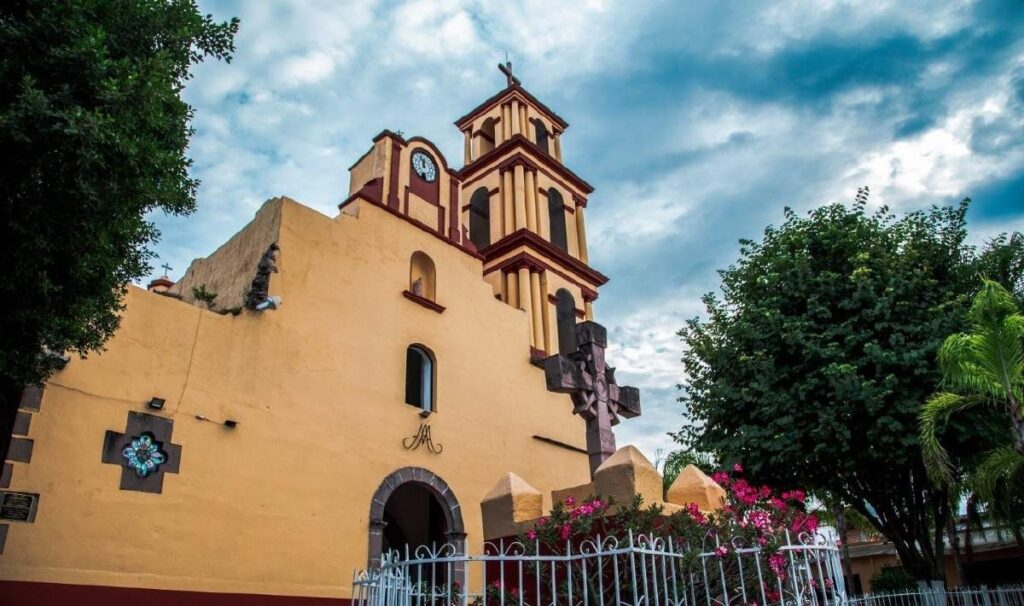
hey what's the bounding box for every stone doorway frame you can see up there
[368,466,466,568]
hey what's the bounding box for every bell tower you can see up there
[454,63,607,362]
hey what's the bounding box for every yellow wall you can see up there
[0,198,593,598]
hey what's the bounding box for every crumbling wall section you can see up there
[169,197,285,311]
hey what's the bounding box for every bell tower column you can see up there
[513,163,527,230]
[524,169,537,231]
[502,169,514,237]
[575,203,589,264]
[529,271,544,350]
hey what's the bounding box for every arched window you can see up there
[534,120,549,155]
[547,188,569,253]
[478,117,496,156]
[409,252,436,301]
[468,187,491,250]
[555,289,578,355]
[405,345,436,412]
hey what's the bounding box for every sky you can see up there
[152,0,1024,466]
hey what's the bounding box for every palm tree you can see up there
[920,279,1024,552]
[660,449,717,494]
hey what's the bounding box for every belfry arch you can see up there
[367,467,466,568]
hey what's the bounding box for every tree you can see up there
[0,1,238,459]
[919,279,1024,551]
[977,232,1024,306]
[674,192,1017,582]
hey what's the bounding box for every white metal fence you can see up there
[352,530,847,606]
[848,585,1024,606]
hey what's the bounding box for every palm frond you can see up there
[969,279,1020,330]
[971,446,1024,523]
[920,392,983,486]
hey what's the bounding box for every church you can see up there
[0,66,644,604]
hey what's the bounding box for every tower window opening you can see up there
[547,188,569,253]
[468,187,491,250]
[555,289,578,355]
[534,120,550,155]
[477,117,497,157]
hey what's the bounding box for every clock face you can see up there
[411,151,437,183]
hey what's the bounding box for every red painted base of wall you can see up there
[0,581,351,605]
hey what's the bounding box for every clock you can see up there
[411,151,437,183]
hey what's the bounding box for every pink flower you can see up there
[559,524,572,541]
[731,479,759,505]
[733,463,744,473]
[590,499,603,509]
[711,471,731,486]
[768,553,787,579]
[714,545,729,557]
[686,503,707,524]
[790,513,819,535]
[770,497,787,510]
[526,529,537,540]
[781,489,806,503]
[538,517,548,527]
[491,580,501,589]
[565,496,576,507]
[747,509,771,530]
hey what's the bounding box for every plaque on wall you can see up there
[0,491,39,523]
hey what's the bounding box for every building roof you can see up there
[454,84,570,131]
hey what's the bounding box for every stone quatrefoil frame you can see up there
[101,411,181,494]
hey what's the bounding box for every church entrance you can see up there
[381,482,447,557]
[367,467,465,568]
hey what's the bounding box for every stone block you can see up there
[666,464,726,512]
[593,446,663,509]
[480,473,543,540]
[551,482,598,510]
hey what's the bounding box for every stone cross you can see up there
[544,321,641,478]
[498,60,521,87]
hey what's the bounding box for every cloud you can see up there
[149,0,1024,465]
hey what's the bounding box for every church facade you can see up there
[0,72,630,604]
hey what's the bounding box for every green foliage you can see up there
[920,279,1024,527]
[977,232,1024,306]
[191,284,218,310]
[0,2,237,404]
[675,191,1022,580]
[869,567,918,594]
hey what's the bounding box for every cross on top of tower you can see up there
[159,262,173,278]
[544,321,641,477]
[498,58,521,87]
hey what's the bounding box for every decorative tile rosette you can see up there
[121,434,167,477]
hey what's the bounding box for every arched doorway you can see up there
[367,467,465,568]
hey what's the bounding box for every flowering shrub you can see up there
[498,466,829,606]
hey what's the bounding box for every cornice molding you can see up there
[457,135,594,195]
[481,229,609,287]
